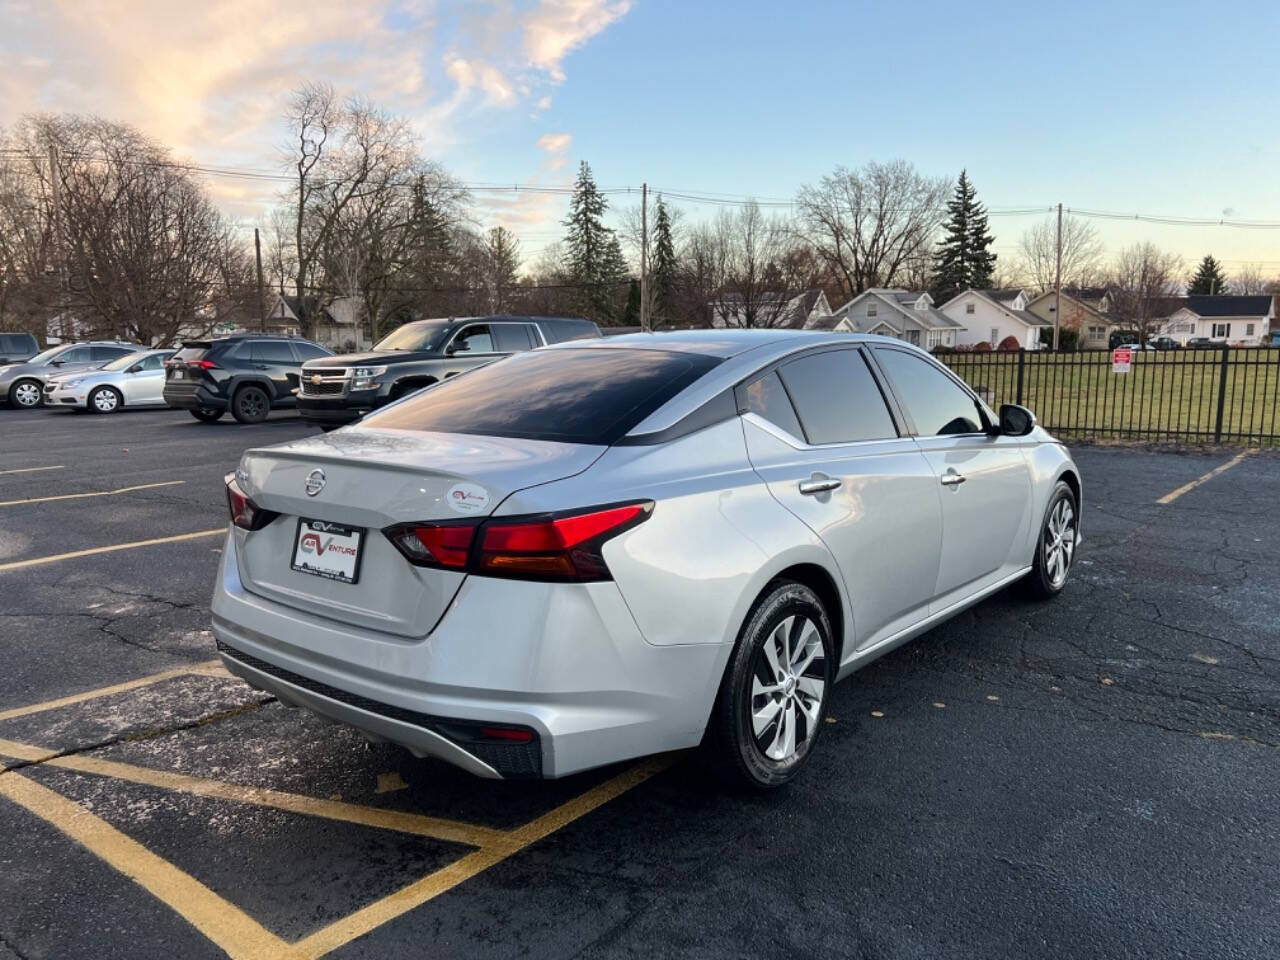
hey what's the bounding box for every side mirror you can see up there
[50,360,63,367]
[444,343,457,356]
[999,403,1036,437]
[127,364,143,374]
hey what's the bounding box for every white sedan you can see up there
[44,348,175,413]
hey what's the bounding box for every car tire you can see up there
[704,580,835,789]
[1024,480,1078,600]
[190,408,224,423]
[231,385,269,424]
[89,386,122,414]
[8,378,43,408]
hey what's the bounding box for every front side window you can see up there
[874,348,983,436]
[740,370,803,441]
[776,349,898,445]
[363,348,720,445]
[450,325,494,354]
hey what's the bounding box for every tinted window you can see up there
[172,343,210,363]
[374,321,450,352]
[493,324,535,352]
[249,341,297,364]
[450,325,494,354]
[364,348,721,444]
[1,334,34,352]
[293,341,330,360]
[139,353,168,371]
[57,347,92,363]
[874,348,983,436]
[777,349,897,444]
[91,346,133,361]
[740,371,803,441]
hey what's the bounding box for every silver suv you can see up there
[0,341,138,408]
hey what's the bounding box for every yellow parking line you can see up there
[0,528,226,572]
[1156,449,1257,505]
[0,772,290,960]
[0,480,185,508]
[289,755,676,959]
[0,661,221,723]
[0,465,64,476]
[0,741,512,851]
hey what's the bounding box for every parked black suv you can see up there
[163,334,332,423]
[296,316,600,427]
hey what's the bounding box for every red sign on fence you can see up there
[1112,347,1132,373]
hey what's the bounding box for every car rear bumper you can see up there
[164,382,226,410]
[210,531,728,778]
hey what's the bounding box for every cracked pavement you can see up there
[0,407,1277,959]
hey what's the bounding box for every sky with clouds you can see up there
[2,0,1278,269]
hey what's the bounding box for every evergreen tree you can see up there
[623,279,641,326]
[1187,254,1229,295]
[563,161,628,322]
[482,226,521,312]
[650,195,678,325]
[932,170,996,302]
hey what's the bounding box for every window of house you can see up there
[867,303,877,317]
[906,330,921,345]
[1247,323,1255,335]
[990,328,999,344]
[1087,325,1105,339]
[1212,323,1231,339]
[965,303,975,314]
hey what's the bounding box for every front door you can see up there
[871,346,1034,608]
[124,354,167,404]
[739,347,943,658]
[441,324,503,378]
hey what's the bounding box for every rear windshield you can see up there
[362,347,721,444]
[374,321,451,352]
[171,344,210,363]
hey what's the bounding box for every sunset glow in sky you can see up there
[2,0,1278,268]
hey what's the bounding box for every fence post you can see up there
[1213,345,1230,443]
[1016,349,1025,406]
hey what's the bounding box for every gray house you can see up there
[810,289,964,349]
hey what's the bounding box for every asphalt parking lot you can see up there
[1,405,1277,960]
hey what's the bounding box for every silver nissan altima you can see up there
[213,331,1080,787]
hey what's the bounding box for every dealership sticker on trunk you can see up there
[291,518,364,584]
[446,482,490,514]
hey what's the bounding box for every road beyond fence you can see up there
[941,347,1280,445]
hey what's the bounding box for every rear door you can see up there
[247,340,300,398]
[492,323,537,352]
[870,346,1034,609]
[739,346,942,655]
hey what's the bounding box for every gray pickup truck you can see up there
[296,315,600,427]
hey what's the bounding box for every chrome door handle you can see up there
[799,475,842,495]
[940,471,966,487]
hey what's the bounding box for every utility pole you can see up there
[1053,202,1062,351]
[640,182,649,332]
[47,142,70,342]
[254,227,267,332]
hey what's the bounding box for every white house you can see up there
[812,289,963,349]
[1156,295,1274,346]
[941,288,1050,350]
[710,289,831,329]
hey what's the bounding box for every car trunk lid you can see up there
[233,427,605,637]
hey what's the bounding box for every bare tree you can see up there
[795,160,949,301]
[703,202,818,328]
[1107,242,1183,344]
[1014,214,1104,293]
[1230,263,1272,295]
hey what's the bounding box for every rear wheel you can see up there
[231,385,269,424]
[704,580,834,789]
[9,378,42,408]
[1025,480,1077,600]
[89,386,122,414]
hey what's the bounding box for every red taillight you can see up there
[383,501,652,582]
[190,359,218,370]
[386,522,477,569]
[479,726,535,742]
[224,475,277,531]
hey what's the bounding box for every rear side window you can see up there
[364,348,721,444]
[740,371,804,441]
[293,341,330,360]
[249,341,297,363]
[493,324,536,352]
[874,348,983,436]
[57,346,92,363]
[91,346,133,361]
[777,349,898,444]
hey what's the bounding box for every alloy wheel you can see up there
[750,614,826,762]
[12,381,40,407]
[1043,498,1076,587]
[92,388,119,413]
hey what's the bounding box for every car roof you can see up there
[549,328,891,359]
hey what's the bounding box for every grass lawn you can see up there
[939,349,1280,444]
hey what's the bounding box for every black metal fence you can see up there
[938,347,1280,445]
